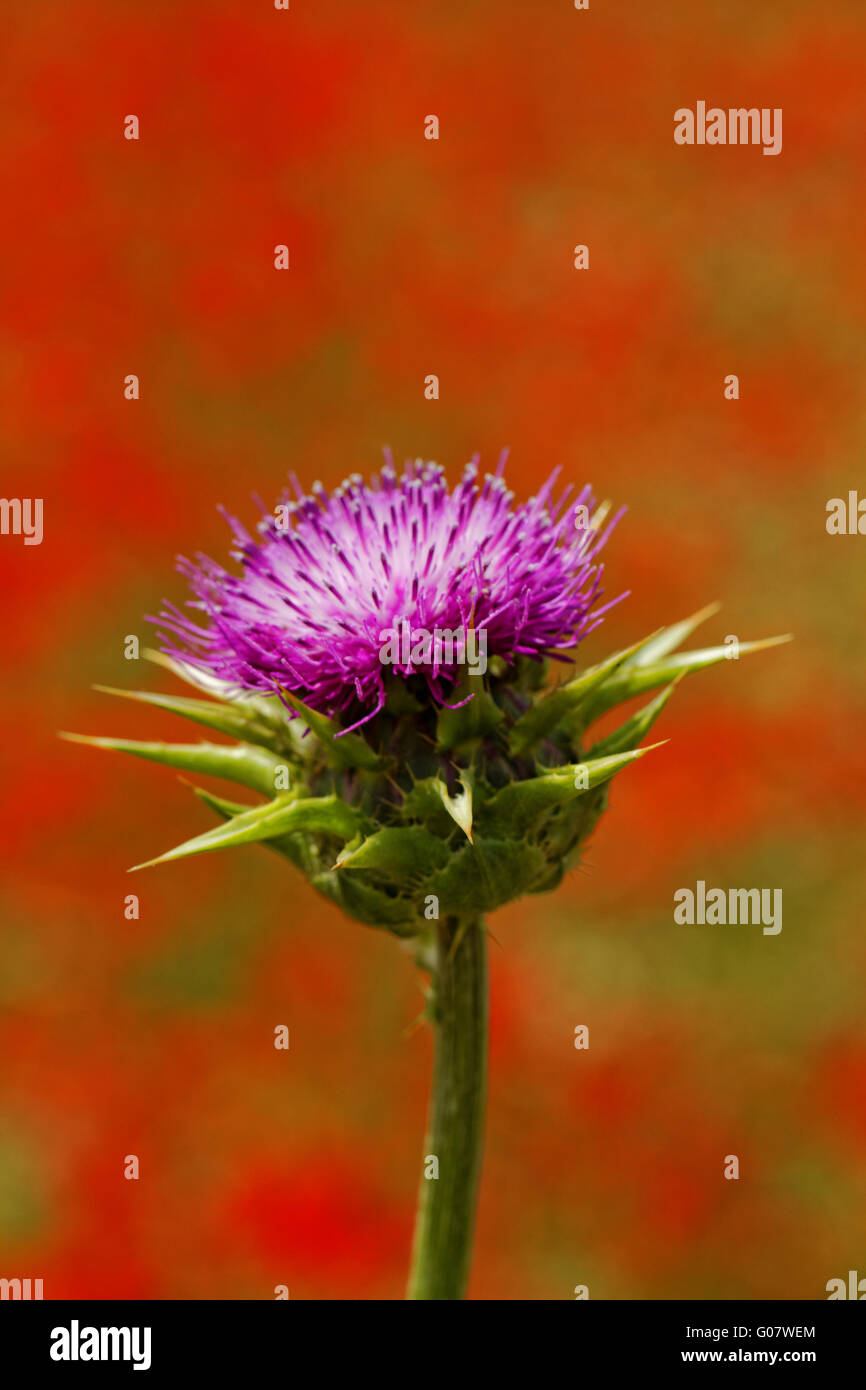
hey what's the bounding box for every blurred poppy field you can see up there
[1,0,865,1299]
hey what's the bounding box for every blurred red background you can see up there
[1,0,864,1298]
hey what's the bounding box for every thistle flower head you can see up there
[66,450,789,936]
[156,454,623,729]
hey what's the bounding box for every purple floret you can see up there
[155,454,625,731]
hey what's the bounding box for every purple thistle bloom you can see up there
[156,454,625,732]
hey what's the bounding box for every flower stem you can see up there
[407,914,488,1300]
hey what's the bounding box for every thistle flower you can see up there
[63,454,789,1301]
[155,454,624,730]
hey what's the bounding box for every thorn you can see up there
[689,599,722,623]
[636,739,670,755]
[446,917,472,964]
[402,1011,429,1040]
[60,730,123,750]
[128,852,169,872]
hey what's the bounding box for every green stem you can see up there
[407,914,488,1300]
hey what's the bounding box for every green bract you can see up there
[63,606,789,938]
